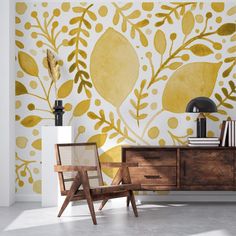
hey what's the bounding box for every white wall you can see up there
[0,0,15,206]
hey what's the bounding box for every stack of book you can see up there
[220,120,236,147]
[188,137,220,147]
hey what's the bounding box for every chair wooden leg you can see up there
[58,196,70,217]
[58,172,81,217]
[129,191,138,217]
[99,168,123,211]
[126,196,130,207]
[80,170,97,225]
[99,199,108,211]
[85,192,97,225]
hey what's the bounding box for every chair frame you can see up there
[54,143,139,225]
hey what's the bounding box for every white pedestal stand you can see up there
[42,126,72,207]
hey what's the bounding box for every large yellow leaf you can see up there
[182,11,194,36]
[154,30,166,55]
[18,51,39,77]
[57,80,73,98]
[99,146,121,178]
[90,28,139,107]
[16,81,28,95]
[73,99,90,117]
[162,62,222,113]
[21,115,42,127]
[87,133,107,148]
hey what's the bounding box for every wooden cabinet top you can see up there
[122,145,236,150]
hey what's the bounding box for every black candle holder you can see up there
[53,100,64,126]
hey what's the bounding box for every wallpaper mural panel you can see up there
[15,1,236,196]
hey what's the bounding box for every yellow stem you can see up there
[36,76,53,111]
[74,132,80,142]
[28,93,47,101]
[117,107,149,145]
[141,109,164,138]
[112,3,145,43]
[35,108,53,114]
[148,30,216,88]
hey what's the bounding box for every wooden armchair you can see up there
[54,143,139,225]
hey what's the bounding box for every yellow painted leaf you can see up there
[16,81,28,95]
[168,62,183,70]
[57,80,73,98]
[99,146,121,178]
[128,10,141,19]
[87,133,107,148]
[142,2,154,11]
[33,180,41,194]
[228,46,236,53]
[73,99,90,117]
[32,139,42,150]
[139,30,148,47]
[21,115,42,127]
[217,23,236,36]
[189,44,213,56]
[154,30,166,55]
[231,34,236,42]
[182,11,194,36]
[90,28,139,107]
[16,136,28,149]
[16,40,24,49]
[162,62,222,113]
[18,51,39,77]
[211,2,224,12]
[227,6,236,16]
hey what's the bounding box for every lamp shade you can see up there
[186,97,217,113]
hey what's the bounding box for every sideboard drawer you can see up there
[129,166,176,186]
[126,150,176,166]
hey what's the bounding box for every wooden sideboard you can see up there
[122,146,236,191]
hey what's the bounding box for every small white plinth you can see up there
[42,126,72,207]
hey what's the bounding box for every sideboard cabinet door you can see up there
[180,149,234,190]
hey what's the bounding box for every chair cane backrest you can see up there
[55,143,104,193]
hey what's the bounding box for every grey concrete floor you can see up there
[0,200,236,236]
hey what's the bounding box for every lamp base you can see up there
[197,113,206,138]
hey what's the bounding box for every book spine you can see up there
[233,120,236,147]
[233,121,235,147]
[234,121,236,147]
[222,121,229,147]
[229,121,232,147]
[220,121,226,146]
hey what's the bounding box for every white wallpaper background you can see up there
[15,1,236,198]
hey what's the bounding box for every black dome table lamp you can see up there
[186,97,217,138]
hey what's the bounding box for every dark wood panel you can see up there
[140,185,177,191]
[126,150,176,166]
[123,146,236,150]
[122,146,236,191]
[181,185,236,191]
[129,166,176,186]
[180,150,234,186]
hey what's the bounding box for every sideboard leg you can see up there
[126,196,130,207]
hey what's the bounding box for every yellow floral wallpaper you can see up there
[15,1,236,196]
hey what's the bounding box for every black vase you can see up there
[53,100,64,126]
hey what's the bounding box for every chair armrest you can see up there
[54,165,97,172]
[100,162,138,168]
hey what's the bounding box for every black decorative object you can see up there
[53,100,64,126]
[186,97,217,138]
